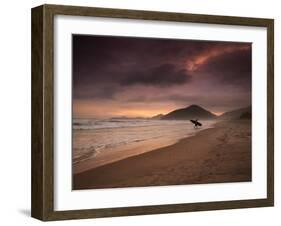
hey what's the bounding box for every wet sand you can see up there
[73,120,251,190]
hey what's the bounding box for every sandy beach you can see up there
[73,120,251,190]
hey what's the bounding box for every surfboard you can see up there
[190,120,202,126]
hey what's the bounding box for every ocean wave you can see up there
[73,119,216,163]
[73,118,190,130]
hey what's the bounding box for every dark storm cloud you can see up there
[196,48,252,87]
[120,63,191,87]
[73,84,119,100]
[72,35,202,99]
[72,35,222,82]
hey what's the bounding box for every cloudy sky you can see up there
[72,35,251,118]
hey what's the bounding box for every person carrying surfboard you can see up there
[190,119,202,128]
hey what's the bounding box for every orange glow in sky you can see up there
[73,100,176,118]
[186,45,250,71]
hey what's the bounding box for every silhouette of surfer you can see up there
[190,119,202,128]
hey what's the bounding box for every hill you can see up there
[161,105,216,120]
[219,106,251,120]
[151,114,164,120]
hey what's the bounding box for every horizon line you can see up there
[73,104,251,119]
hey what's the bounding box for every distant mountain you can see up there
[161,105,216,120]
[219,106,251,120]
[151,114,164,120]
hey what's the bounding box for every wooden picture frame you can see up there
[31,4,274,221]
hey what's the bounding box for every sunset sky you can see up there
[72,35,252,118]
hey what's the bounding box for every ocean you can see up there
[73,118,215,168]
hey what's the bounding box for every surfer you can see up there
[190,119,202,128]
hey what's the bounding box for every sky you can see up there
[72,35,252,118]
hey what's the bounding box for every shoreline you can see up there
[73,121,215,174]
[73,120,251,190]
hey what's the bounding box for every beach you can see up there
[73,120,251,190]
[72,119,215,173]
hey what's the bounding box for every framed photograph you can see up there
[31,4,274,221]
